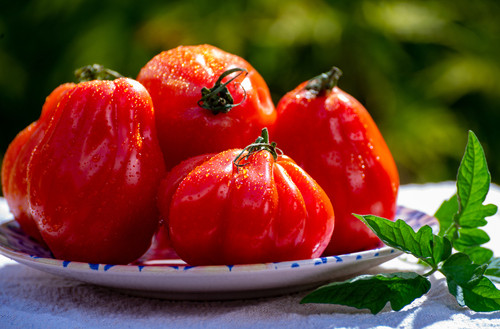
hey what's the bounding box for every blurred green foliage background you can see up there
[1,0,499,186]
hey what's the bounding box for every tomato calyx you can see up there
[305,66,343,96]
[198,68,248,115]
[233,128,282,169]
[74,64,124,82]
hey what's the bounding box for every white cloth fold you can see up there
[1,182,500,328]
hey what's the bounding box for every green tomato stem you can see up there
[305,66,343,95]
[74,64,124,82]
[198,67,248,115]
[423,267,438,277]
[233,128,282,170]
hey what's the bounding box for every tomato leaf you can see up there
[454,228,490,248]
[301,130,499,314]
[485,258,500,283]
[435,132,497,263]
[459,246,494,265]
[452,228,493,264]
[455,131,497,229]
[435,193,458,237]
[441,253,500,312]
[300,273,431,314]
[354,215,451,268]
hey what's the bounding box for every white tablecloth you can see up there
[1,182,500,328]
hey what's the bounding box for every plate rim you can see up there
[0,205,435,276]
[0,203,436,299]
[0,218,401,273]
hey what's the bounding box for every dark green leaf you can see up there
[435,193,458,237]
[355,215,451,267]
[452,227,492,264]
[454,228,490,248]
[355,215,431,259]
[446,276,500,312]
[485,258,500,283]
[432,234,453,267]
[301,273,431,314]
[441,253,500,312]
[455,131,498,228]
[447,275,500,312]
[457,246,494,265]
[344,132,499,313]
[441,253,486,285]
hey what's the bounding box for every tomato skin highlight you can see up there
[145,153,216,261]
[274,76,399,255]
[156,145,335,266]
[137,44,276,170]
[17,77,166,264]
[1,83,75,243]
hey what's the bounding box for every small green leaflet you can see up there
[301,130,500,313]
[435,194,458,237]
[458,246,494,266]
[485,257,500,283]
[453,228,490,248]
[435,195,494,264]
[354,215,451,269]
[300,215,448,314]
[441,253,500,312]
[455,131,497,228]
[434,131,497,264]
[300,273,431,314]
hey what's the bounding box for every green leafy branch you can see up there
[301,131,500,314]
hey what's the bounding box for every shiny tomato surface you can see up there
[155,132,335,266]
[274,68,399,255]
[137,44,276,170]
[143,153,215,262]
[8,77,166,264]
[1,83,75,243]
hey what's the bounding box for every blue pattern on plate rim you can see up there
[0,204,437,274]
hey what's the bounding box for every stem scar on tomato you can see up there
[233,128,283,170]
[198,67,248,115]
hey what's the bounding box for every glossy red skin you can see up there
[141,153,215,262]
[156,149,335,266]
[26,78,166,264]
[137,44,276,170]
[274,82,399,255]
[1,83,75,243]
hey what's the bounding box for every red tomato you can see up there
[1,83,75,243]
[155,129,335,266]
[273,67,399,255]
[141,153,215,262]
[137,44,276,170]
[18,69,166,264]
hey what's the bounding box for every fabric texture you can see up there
[1,182,500,328]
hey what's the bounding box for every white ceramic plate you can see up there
[0,198,436,300]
